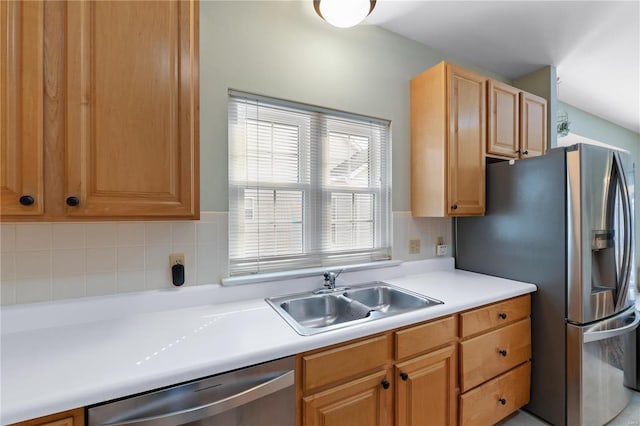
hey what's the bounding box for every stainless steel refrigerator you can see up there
[456,144,639,426]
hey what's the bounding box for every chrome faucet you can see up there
[323,270,344,289]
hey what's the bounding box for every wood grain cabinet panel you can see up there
[411,61,485,217]
[0,0,44,216]
[303,370,391,426]
[487,80,520,159]
[459,362,531,426]
[9,408,84,426]
[395,315,456,360]
[65,0,199,218]
[395,345,457,426]
[520,92,547,159]
[459,295,530,338]
[460,317,531,392]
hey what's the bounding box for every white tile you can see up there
[53,275,86,300]
[145,222,172,245]
[85,223,117,247]
[52,223,86,249]
[86,272,117,297]
[15,250,51,278]
[15,224,52,250]
[1,224,15,252]
[1,252,16,281]
[196,222,218,244]
[145,244,172,271]
[86,247,117,273]
[116,269,146,293]
[196,244,218,285]
[172,222,196,245]
[117,246,145,271]
[117,223,145,246]
[15,276,52,304]
[1,279,16,305]
[53,249,86,277]
[145,268,172,290]
[199,211,221,222]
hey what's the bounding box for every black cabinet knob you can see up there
[498,312,507,320]
[66,196,80,207]
[381,380,390,390]
[515,149,521,154]
[451,204,458,210]
[19,195,34,206]
[400,372,409,381]
[499,349,508,357]
[499,398,507,405]
[522,150,529,155]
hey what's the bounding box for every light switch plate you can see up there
[409,239,421,254]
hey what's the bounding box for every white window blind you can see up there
[228,91,391,276]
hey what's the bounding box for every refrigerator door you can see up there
[566,307,639,426]
[567,144,634,324]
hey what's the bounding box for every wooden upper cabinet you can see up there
[487,80,520,159]
[1,0,44,216]
[64,0,199,218]
[411,61,485,217]
[520,91,547,158]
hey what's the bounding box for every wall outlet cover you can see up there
[436,244,448,256]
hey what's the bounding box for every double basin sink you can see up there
[266,281,443,335]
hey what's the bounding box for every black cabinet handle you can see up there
[381,380,390,390]
[499,398,507,405]
[499,349,508,357]
[400,372,409,381]
[66,196,80,207]
[451,204,458,210]
[498,312,507,320]
[515,149,521,154]
[19,195,34,206]
[522,150,529,155]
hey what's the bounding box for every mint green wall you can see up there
[199,1,507,212]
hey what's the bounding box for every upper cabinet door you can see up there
[520,92,547,158]
[1,0,44,216]
[487,80,519,159]
[65,0,199,218]
[446,65,486,216]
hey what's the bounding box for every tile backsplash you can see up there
[0,212,450,305]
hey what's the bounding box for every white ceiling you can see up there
[366,1,640,134]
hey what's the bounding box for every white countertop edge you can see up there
[1,261,537,424]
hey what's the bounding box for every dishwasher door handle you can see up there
[105,370,294,426]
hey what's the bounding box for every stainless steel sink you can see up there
[266,281,443,336]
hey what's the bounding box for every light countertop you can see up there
[0,258,536,424]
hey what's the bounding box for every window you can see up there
[228,91,391,276]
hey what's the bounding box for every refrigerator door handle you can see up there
[583,309,639,343]
[613,152,633,311]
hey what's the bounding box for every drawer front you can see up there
[460,318,531,391]
[459,362,531,426]
[395,315,456,360]
[460,295,530,338]
[302,335,389,392]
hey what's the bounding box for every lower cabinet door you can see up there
[395,345,457,426]
[459,362,531,426]
[303,370,391,426]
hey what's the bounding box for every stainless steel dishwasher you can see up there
[88,356,295,426]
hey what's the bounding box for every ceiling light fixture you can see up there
[313,0,376,28]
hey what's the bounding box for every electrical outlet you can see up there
[169,253,185,266]
[436,244,448,256]
[409,239,421,254]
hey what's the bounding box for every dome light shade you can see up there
[314,0,376,28]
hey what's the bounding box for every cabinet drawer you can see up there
[395,316,456,360]
[460,295,530,338]
[302,335,389,392]
[460,318,531,391]
[459,362,531,426]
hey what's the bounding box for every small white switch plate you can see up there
[409,239,421,254]
[436,244,448,256]
[169,253,185,266]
